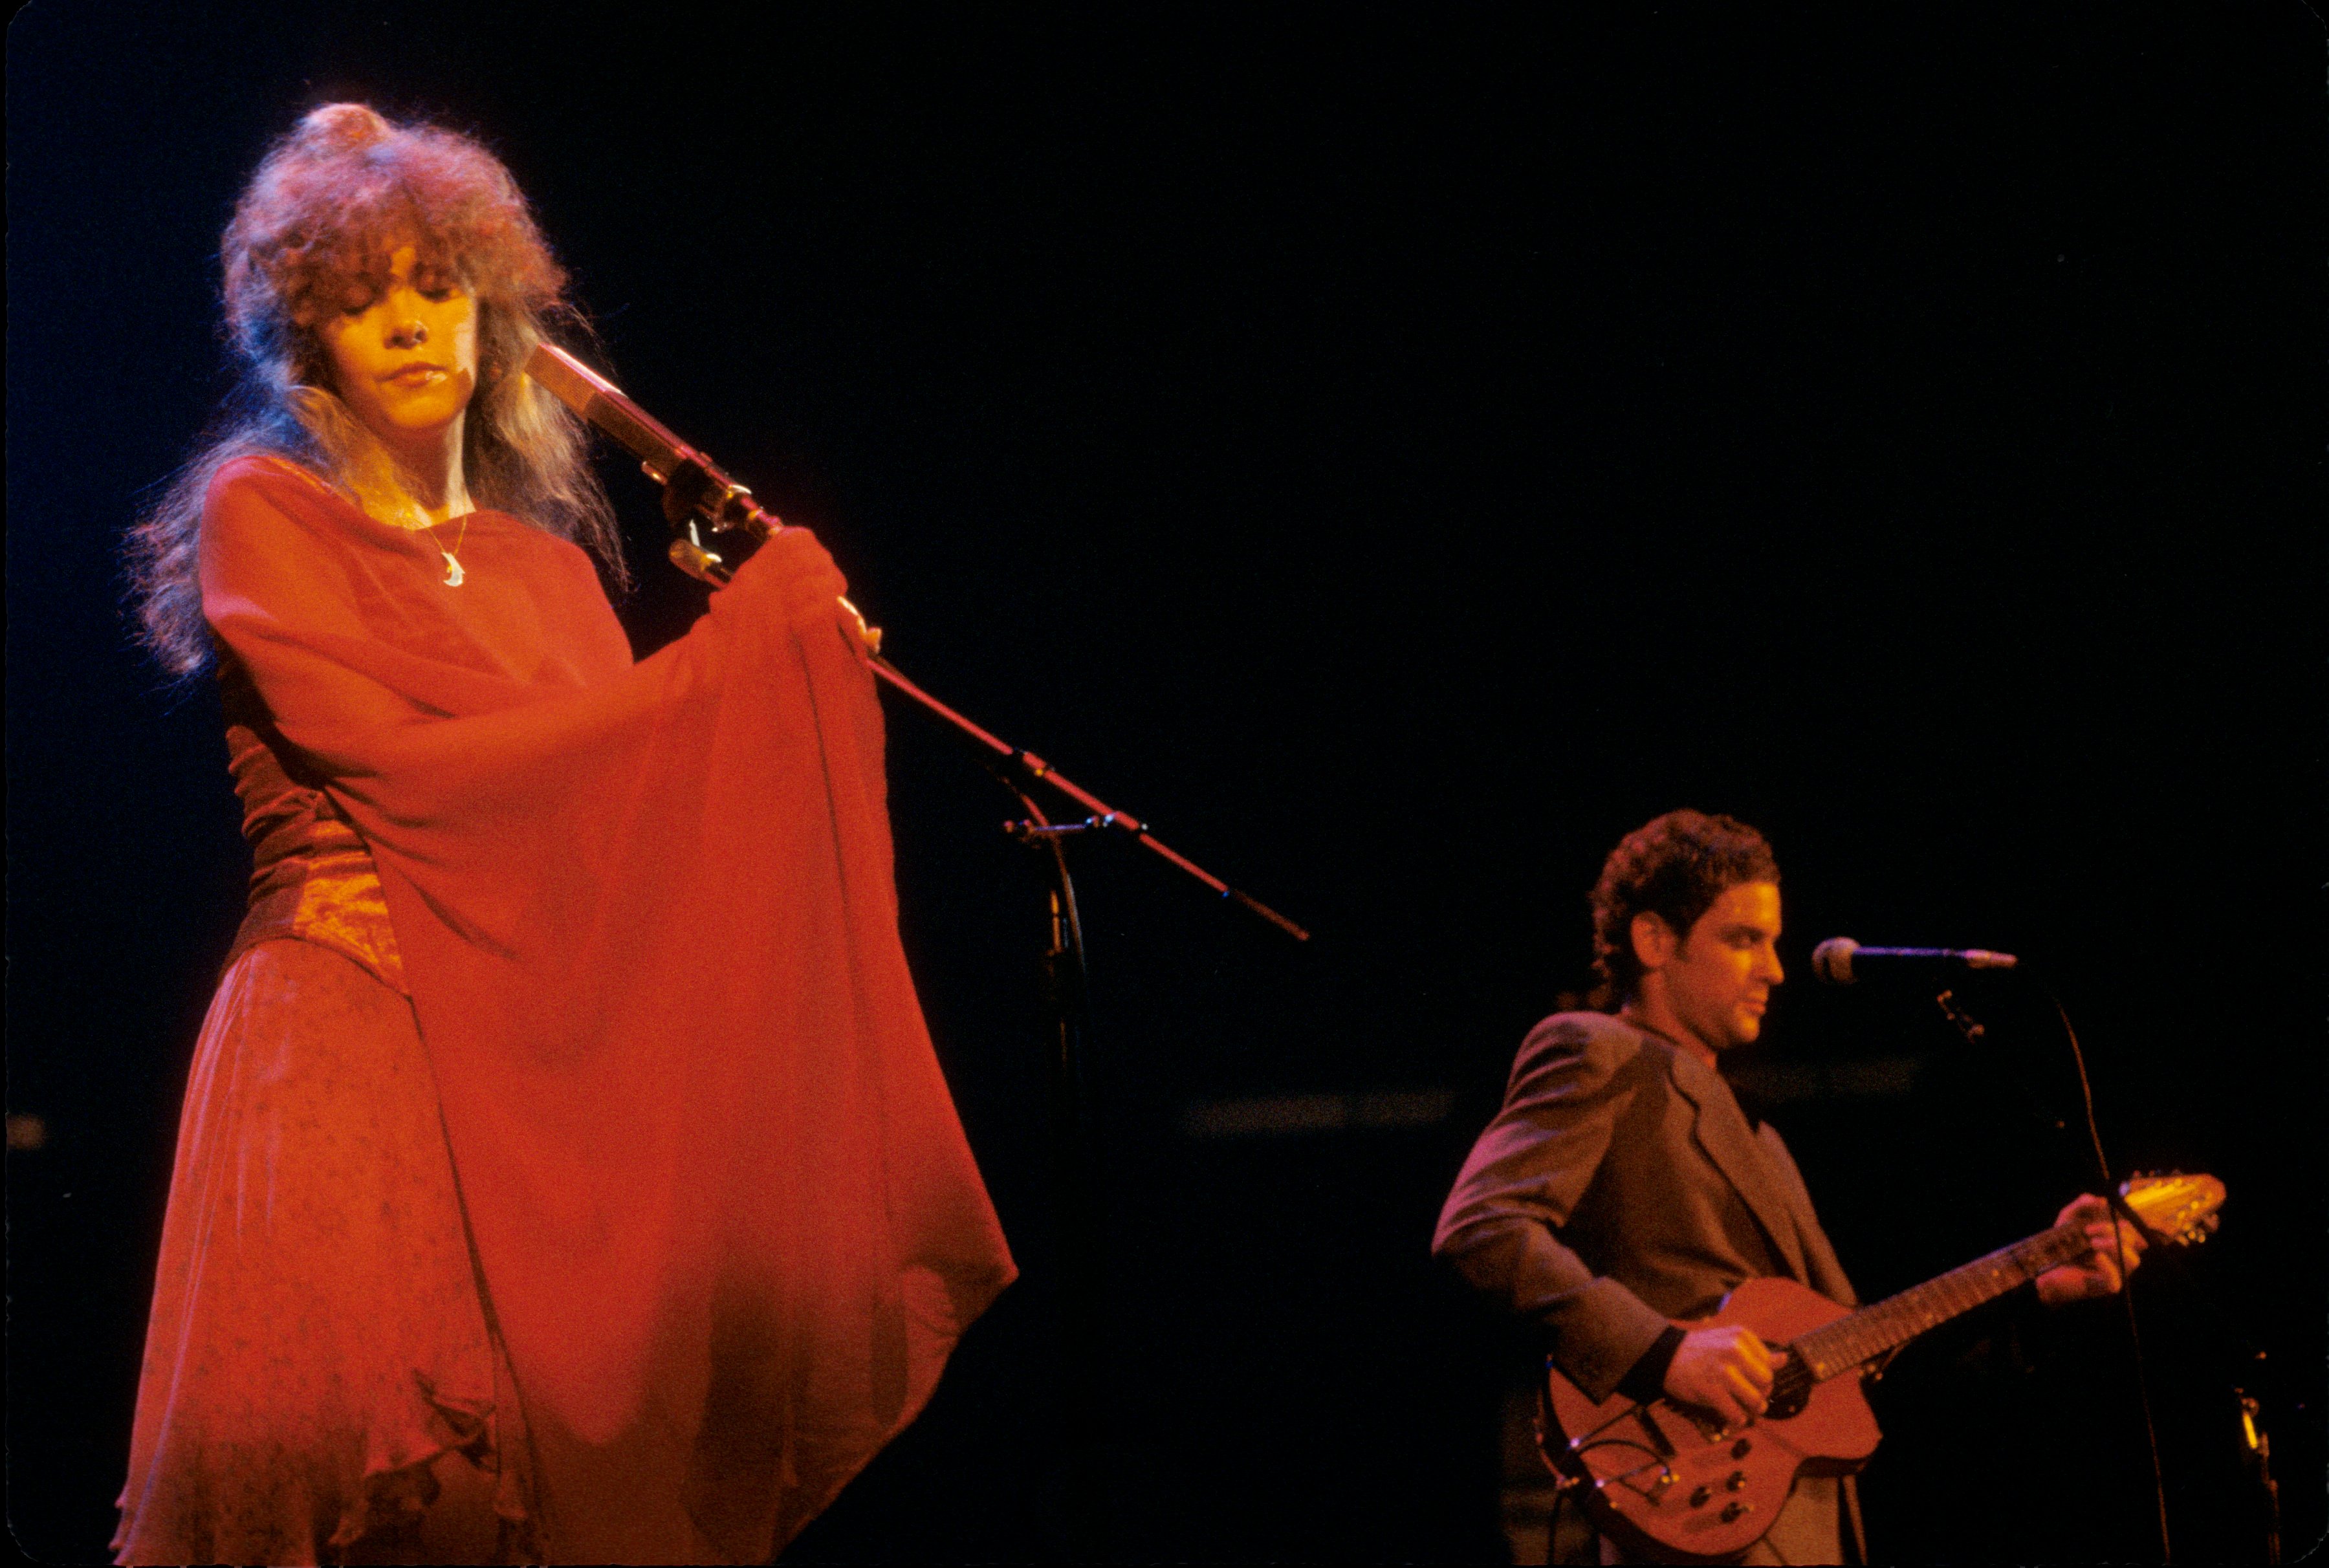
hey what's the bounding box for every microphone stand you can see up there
[820,591,1304,1565]
[1000,795,1106,1558]
[531,344,1307,1558]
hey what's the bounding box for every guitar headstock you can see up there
[2120,1171,2227,1246]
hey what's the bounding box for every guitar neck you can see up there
[1791,1221,2094,1380]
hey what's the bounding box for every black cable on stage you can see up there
[2050,992,2172,1564]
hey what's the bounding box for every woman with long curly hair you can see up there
[115,103,1014,1567]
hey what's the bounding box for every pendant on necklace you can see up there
[439,550,466,587]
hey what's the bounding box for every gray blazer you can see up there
[1434,1010,1857,1404]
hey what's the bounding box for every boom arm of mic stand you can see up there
[683,530,1306,940]
[862,655,1310,942]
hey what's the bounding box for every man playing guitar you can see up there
[1432,810,2144,1564]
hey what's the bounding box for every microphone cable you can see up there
[2050,991,2172,1564]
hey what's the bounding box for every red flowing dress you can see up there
[114,456,1016,1565]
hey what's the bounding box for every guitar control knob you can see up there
[1721,1500,1753,1523]
[1731,1438,1752,1459]
[1689,1485,1713,1508]
[1726,1470,1748,1492]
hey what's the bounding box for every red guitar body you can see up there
[1539,1276,1880,1563]
[1536,1173,2227,1560]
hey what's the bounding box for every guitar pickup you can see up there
[1668,1402,1734,1444]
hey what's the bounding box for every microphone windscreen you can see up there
[1811,937,1859,986]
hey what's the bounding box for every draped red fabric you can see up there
[198,456,1016,1560]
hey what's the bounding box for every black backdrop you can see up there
[7,6,2322,1562]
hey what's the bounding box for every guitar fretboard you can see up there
[1792,1221,2093,1379]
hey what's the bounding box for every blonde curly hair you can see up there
[129,103,625,676]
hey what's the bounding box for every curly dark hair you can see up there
[1588,810,1780,1008]
[126,102,625,677]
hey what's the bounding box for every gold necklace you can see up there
[421,513,471,586]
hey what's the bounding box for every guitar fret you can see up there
[1794,1221,2094,1379]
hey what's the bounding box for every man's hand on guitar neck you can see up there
[1663,1324,1786,1428]
[2035,1193,2149,1306]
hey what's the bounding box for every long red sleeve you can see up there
[199,456,1015,1559]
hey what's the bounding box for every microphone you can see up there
[1811,937,2019,987]
[523,342,780,552]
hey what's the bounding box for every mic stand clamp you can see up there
[669,519,731,586]
[1932,987,1987,1043]
[1934,988,2067,1135]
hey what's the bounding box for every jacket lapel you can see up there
[1756,1122,1858,1307]
[1665,1049,1812,1283]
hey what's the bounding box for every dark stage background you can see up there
[8,6,2323,1563]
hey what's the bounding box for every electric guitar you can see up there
[1536,1171,2226,1563]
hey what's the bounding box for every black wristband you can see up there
[1617,1324,1687,1404]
